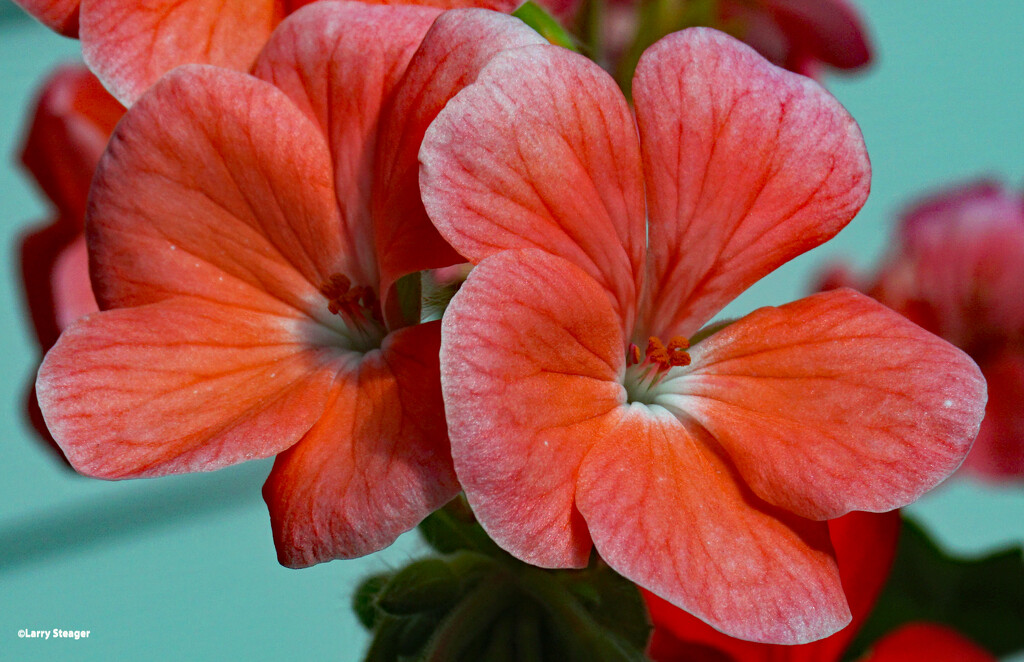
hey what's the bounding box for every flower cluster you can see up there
[12,0,995,653]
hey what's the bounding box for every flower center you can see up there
[624,336,690,404]
[320,273,385,352]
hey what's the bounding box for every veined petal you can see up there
[578,407,848,644]
[264,322,458,567]
[441,249,626,568]
[252,2,442,290]
[643,509,900,661]
[19,65,122,222]
[12,0,80,36]
[634,28,869,339]
[36,298,338,479]
[373,9,546,319]
[80,0,283,105]
[88,65,346,328]
[421,44,646,332]
[660,289,986,520]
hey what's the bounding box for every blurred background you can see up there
[1,0,1022,659]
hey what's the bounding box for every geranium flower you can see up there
[17,64,122,450]
[819,181,1024,480]
[645,511,995,661]
[420,28,986,642]
[36,3,547,567]
[13,0,521,105]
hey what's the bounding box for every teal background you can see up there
[1,1,1022,659]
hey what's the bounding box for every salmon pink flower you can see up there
[420,28,986,642]
[13,0,522,106]
[36,3,547,567]
[819,181,1024,480]
[17,65,122,450]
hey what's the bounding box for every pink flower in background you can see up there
[718,0,872,78]
[820,181,1024,480]
[36,3,546,567]
[13,0,521,105]
[570,0,872,81]
[16,64,122,451]
[421,27,985,643]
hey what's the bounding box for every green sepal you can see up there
[376,558,462,616]
[353,573,391,630]
[395,612,442,656]
[847,516,1024,659]
[513,1,578,51]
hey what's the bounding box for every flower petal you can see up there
[12,0,81,36]
[36,299,338,479]
[577,407,848,644]
[373,9,547,321]
[643,509,901,661]
[864,623,995,662]
[661,289,987,520]
[421,44,646,332]
[88,65,345,328]
[19,65,122,222]
[80,0,283,105]
[263,321,458,567]
[51,234,98,332]
[252,2,442,290]
[634,28,870,338]
[441,249,626,567]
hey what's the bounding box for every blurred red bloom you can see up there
[644,512,995,662]
[35,4,546,566]
[716,0,872,78]
[17,64,122,452]
[420,27,984,643]
[820,181,1024,480]
[558,0,871,80]
[13,0,520,105]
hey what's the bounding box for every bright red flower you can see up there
[36,3,547,567]
[13,0,521,106]
[820,181,1024,480]
[17,65,122,449]
[420,28,986,643]
[645,513,995,662]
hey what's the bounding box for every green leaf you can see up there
[559,554,652,652]
[512,1,578,51]
[376,558,461,616]
[847,516,1024,659]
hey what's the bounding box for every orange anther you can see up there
[667,336,690,352]
[628,343,642,366]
